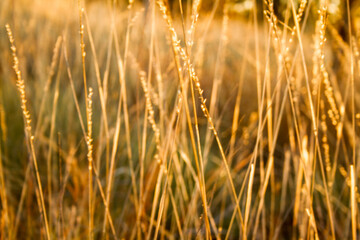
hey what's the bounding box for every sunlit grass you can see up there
[0,0,359,239]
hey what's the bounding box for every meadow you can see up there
[0,0,359,239]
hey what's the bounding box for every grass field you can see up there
[0,0,359,239]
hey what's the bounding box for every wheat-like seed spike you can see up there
[5,23,51,240]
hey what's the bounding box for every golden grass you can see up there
[1,0,360,239]
[5,23,50,239]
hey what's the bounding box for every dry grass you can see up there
[0,0,360,239]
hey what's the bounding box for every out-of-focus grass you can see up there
[0,0,359,239]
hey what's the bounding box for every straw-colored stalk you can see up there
[86,88,94,240]
[350,165,357,240]
[5,24,51,240]
[243,164,255,239]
